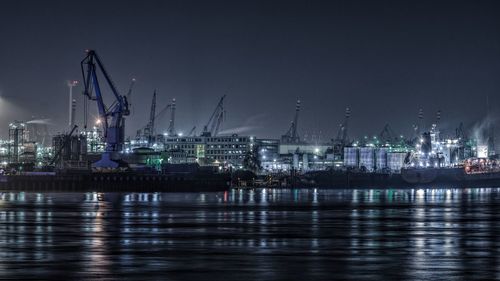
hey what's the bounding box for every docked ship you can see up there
[302,158,500,189]
[0,164,231,192]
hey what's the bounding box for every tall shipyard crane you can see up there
[336,107,350,145]
[281,99,301,144]
[81,50,130,168]
[136,96,174,141]
[332,107,350,160]
[379,124,396,144]
[413,108,424,139]
[142,90,157,141]
[202,95,226,137]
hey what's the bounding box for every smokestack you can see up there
[71,99,76,127]
[67,80,78,128]
[418,108,424,134]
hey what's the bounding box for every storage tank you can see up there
[343,147,358,168]
[375,148,388,170]
[302,153,309,170]
[293,154,299,169]
[21,141,37,163]
[359,147,375,171]
[387,152,407,172]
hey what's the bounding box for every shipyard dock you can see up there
[0,172,230,192]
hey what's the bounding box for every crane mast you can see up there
[281,99,301,143]
[336,107,350,145]
[291,99,300,141]
[81,50,129,168]
[143,90,157,141]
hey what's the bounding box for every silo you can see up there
[343,147,358,168]
[302,153,309,170]
[387,152,407,172]
[293,153,300,169]
[375,148,388,170]
[359,147,375,171]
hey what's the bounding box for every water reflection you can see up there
[0,188,498,279]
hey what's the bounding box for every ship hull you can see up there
[302,168,500,189]
[0,172,230,192]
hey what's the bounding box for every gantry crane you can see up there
[81,50,130,168]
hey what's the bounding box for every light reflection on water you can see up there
[0,188,498,279]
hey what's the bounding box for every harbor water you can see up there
[0,188,500,280]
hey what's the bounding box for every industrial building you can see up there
[163,135,253,167]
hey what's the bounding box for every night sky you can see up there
[0,0,499,141]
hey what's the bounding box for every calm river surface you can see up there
[0,188,500,280]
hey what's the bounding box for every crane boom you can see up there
[188,126,196,136]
